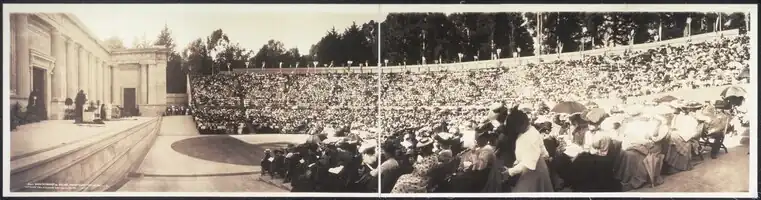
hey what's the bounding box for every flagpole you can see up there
[746,12,751,32]
[536,12,540,56]
[716,12,721,32]
[658,14,663,41]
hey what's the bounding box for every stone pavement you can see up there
[10,117,151,160]
[115,116,307,192]
[633,135,750,192]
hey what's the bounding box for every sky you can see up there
[67,6,382,54]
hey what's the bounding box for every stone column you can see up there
[103,62,109,104]
[66,40,78,99]
[147,64,156,104]
[141,64,148,104]
[95,58,101,103]
[51,30,67,119]
[155,61,168,106]
[46,67,53,119]
[89,55,96,101]
[15,14,31,100]
[111,65,118,105]
[78,46,87,97]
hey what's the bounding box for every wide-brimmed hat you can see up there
[583,108,609,124]
[359,140,377,154]
[434,132,461,146]
[344,133,363,145]
[322,137,345,145]
[624,104,644,116]
[609,105,624,114]
[681,101,704,110]
[416,137,434,148]
[489,102,505,112]
[400,140,415,149]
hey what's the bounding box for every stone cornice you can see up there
[30,49,56,64]
[59,13,112,55]
[111,47,170,54]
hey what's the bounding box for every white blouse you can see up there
[672,114,701,140]
[514,126,549,171]
[621,116,662,145]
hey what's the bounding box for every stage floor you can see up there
[10,117,154,167]
[115,116,306,192]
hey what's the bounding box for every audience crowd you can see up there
[187,33,749,193]
[376,34,750,193]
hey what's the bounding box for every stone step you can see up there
[10,117,162,192]
[257,175,293,191]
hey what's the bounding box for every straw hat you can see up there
[609,105,624,114]
[681,101,704,110]
[322,137,344,145]
[624,104,644,117]
[584,108,609,124]
[417,137,434,148]
[489,102,505,112]
[359,140,377,154]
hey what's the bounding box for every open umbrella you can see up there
[720,86,747,98]
[654,95,679,103]
[551,101,587,114]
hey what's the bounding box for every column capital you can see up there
[51,28,63,37]
[139,60,156,65]
[14,13,29,22]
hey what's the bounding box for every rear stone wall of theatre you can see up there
[9,13,112,120]
[9,13,170,119]
[110,48,170,117]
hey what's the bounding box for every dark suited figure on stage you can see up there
[74,90,87,123]
[100,104,108,121]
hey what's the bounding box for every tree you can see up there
[313,28,343,65]
[252,39,287,68]
[216,42,253,70]
[182,38,211,75]
[103,36,126,50]
[154,24,177,52]
[361,20,379,65]
[154,25,186,93]
[132,34,152,49]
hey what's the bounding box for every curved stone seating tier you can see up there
[229,29,740,75]
[10,117,162,192]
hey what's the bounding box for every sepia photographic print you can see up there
[5,4,383,195]
[376,5,756,198]
[2,3,758,199]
